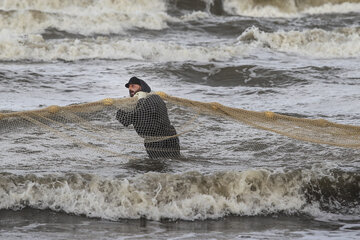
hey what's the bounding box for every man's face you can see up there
[128,84,142,97]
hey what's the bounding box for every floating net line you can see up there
[1,92,360,162]
[157,92,360,149]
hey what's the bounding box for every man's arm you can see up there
[116,96,158,126]
[116,108,133,127]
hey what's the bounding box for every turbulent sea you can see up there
[1,0,360,239]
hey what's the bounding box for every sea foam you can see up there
[223,0,360,18]
[0,33,249,62]
[238,26,360,58]
[2,26,359,61]
[0,0,172,35]
[1,169,359,221]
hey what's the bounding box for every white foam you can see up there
[0,170,314,221]
[181,11,211,21]
[0,33,249,62]
[223,0,299,18]
[0,0,168,15]
[304,2,360,15]
[0,0,172,35]
[2,25,359,61]
[223,0,360,18]
[238,26,360,58]
[0,0,223,35]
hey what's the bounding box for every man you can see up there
[116,77,180,159]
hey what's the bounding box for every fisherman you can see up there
[116,77,180,159]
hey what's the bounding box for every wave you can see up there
[2,26,359,61]
[164,63,308,87]
[0,0,217,36]
[0,32,248,61]
[1,169,359,221]
[0,0,172,35]
[1,0,360,61]
[238,26,360,58]
[223,0,360,17]
[2,0,359,37]
[0,9,170,36]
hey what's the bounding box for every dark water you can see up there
[1,0,360,239]
[1,208,353,240]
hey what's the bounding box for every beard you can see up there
[129,89,139,97]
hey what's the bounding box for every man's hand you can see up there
[134,91,148,99]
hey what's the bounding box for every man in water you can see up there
[116,77,180,159]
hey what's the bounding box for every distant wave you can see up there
[0,32,249,61]
[1,0,359,62]
[1,26,359,61]
[0,0,173,35]
[0,9,171,35]
[223,0,360,17]
[0,169,359,221]
[1,0,359,38]
[238,26,360,58]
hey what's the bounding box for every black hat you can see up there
[125,77,141,88]
[125,77,152,93]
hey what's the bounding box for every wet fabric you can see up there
[116,94,180,158]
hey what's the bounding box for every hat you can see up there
[125,77,141,88]
[125,77,152,93]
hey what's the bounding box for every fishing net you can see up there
[1,92,360,163]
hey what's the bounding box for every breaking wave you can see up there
[238,26,360,58]
[1,0,359,61]
[0,32,248,62]
[1,0,359,37]
[223,0,360,17]
[2,26,360,61]
[0,0,172,35]
[1,168,359,221]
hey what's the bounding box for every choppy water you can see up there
[1,0,360,239]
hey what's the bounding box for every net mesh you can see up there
[157,92,360,149]
[1,92,360,162]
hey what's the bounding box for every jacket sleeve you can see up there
[116,108,132,127]
[116,97,157,126]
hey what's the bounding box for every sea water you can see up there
[1,0,360,239]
